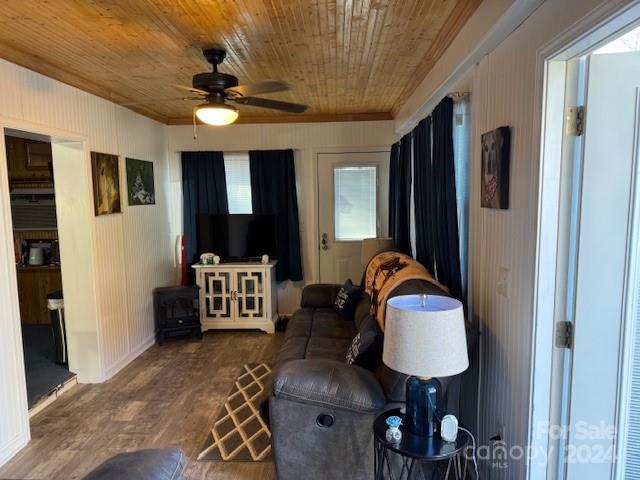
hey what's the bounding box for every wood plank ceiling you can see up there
[0,1,481,124]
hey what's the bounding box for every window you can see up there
[334,165,377,241]
[224,153,252,214]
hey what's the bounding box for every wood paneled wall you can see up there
[0,58,174,466]
[383,0,631,476]
[463,0,614,477]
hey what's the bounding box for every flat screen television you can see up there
[198,213,277,262]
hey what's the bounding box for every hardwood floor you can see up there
[0,331,283,479]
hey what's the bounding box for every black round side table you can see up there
[373,409,470,480]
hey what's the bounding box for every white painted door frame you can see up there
[312,146,391,284]
[529,3,640,479]
[0,117,102,466]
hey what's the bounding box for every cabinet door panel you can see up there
[235,269,266,320]
[203,270,233,319]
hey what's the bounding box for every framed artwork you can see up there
[91,152,122,216]
[125,158,155,206]
[481,126,511,209]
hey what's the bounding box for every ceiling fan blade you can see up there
[232,96,307,113]
[227,81,290,97]
[172,84,209,96]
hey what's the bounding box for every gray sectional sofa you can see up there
[269,278,473,480]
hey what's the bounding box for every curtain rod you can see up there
[447,91,470,101]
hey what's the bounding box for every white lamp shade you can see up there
[195,103,239,126]
[383,295,469,378]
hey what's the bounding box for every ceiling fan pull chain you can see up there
[192,105,198,140]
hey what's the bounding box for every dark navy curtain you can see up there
[388,142,399,239]
[249,149,303,282]
[389,133,412,255]
[413,116,436,273]
[181,151,228,281]
[432,97,462,300]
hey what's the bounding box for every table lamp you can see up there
[383,294,468,437]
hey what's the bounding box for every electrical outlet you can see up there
[497,267,510,298]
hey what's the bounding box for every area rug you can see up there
[198,363,272,462]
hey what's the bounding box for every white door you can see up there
[561,51,640,479]
[317,151,389,284]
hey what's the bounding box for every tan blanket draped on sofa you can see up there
[363,251,448,330]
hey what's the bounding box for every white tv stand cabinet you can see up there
[192,261,277,334]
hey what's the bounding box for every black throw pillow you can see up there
[346,315,382,371]
[333,279,361,320]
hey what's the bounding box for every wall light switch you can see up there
[497,267,510,298]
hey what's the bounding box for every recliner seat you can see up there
[269,276,473,480]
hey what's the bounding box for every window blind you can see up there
[622,252,640,478]
[334,165,377,241]
[223,152,252,214]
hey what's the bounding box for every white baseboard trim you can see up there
[0,431,30,469]
[102,335,155,381]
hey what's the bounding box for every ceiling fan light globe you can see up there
[195,103,239,126]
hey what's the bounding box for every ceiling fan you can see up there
[177,48,308,126]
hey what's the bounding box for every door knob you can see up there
[321,234,328,250]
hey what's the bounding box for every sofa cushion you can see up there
[305,337,353,362]
[333,279,361,319]
[272,359,386,413]
[346,316,382,371]
[300,283,342,308]
[353,294,372,331]
[276,336,309,365]
[82,448,185,480]
[286,307,357,341]
[284,309,313,339]
[310,309,357,339]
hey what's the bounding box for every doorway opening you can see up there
[532,8,640,480]
[3,129,76,413]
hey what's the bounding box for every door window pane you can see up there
[334,166,377,241]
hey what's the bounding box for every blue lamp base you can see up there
[405,377,442,437]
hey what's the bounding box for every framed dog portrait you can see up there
[125,158,155,206]
[481,126,511,209]
[91,152,122,216]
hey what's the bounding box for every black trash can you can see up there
[47,290,68,365]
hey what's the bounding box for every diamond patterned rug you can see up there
[198,363,272,462]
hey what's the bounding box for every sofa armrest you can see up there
[300,284,342,308]
[272,359,386,413]
[83,448,185,480]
